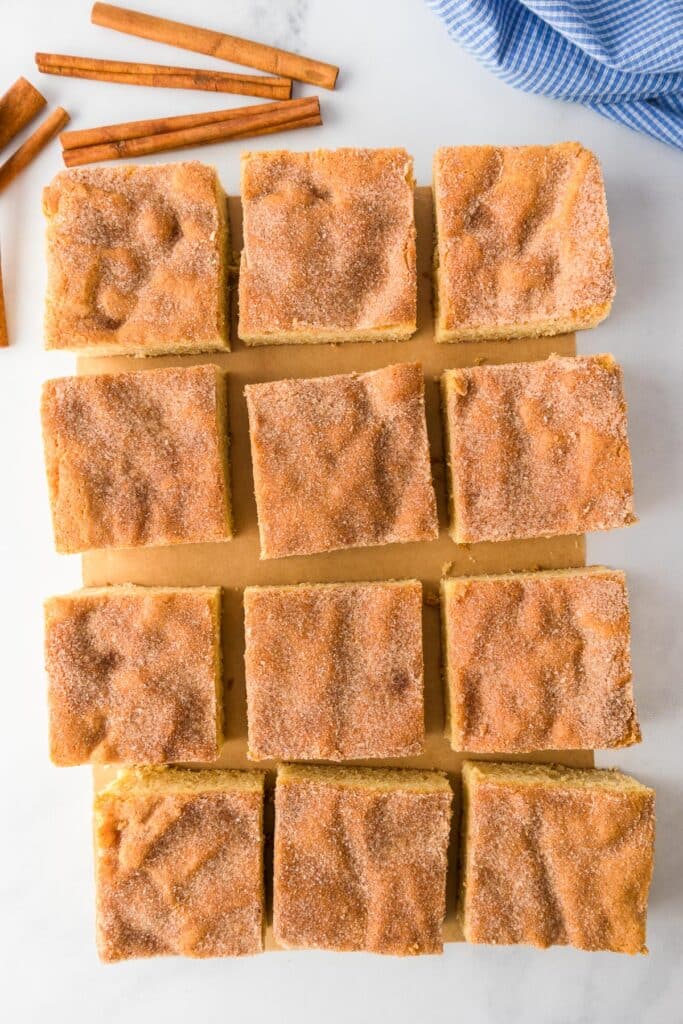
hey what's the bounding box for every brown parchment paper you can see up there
[81,187,591,947]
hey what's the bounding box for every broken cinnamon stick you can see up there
[91,2,339,89]
[0,77,47,151]
[0,246,8,348]
[35,52,292,99]
[62,96,321,166]
[0,107,70,193]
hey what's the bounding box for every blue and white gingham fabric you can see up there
[425,0,683,149]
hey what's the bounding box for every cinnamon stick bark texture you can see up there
[0,107,70,193]
[61,95,317,150]
[61,96,321,166]
[0,247,8,347]
[91,2,339,89]
[60,102,284,149]
[0,77,47,151]
[35,53,292,99]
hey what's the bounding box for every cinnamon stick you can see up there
[91,2,339,90]
[0,107,70,194]
[35,52,292,99]
[62,96,321,167]
[0,77,47,151]
[61,94,318,150]
[0,246,8,348]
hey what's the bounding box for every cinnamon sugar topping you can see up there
[274,765,452,954]
[95,767,264,960]
[239,148,417,343]
[244,581,424,760]
[442,354,636,543]
[433,143,615,341]
[41,364,232,553]
[43,162,228,355]
[460,762,655,954]
[245,362,438,558]
[45,586,222,765]
[442,568,640,752]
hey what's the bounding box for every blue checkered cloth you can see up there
[425,0,683,149]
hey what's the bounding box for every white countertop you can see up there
[1,1,681,1021]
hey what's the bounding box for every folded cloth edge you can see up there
[426,0,683,148]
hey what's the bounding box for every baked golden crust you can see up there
[442,354,636,543]
[95,767,265,961]
[43,162,229,356]
[433,143,615,341]
[239,148,417,344]
[274,765,452,954]
[45,585,222,765]
[245,362,438,558]
[41,364,232,553]
[441,568,640,753]
[244,580,424,760]
[460,762,655,954]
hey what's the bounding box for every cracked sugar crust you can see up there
[95,768,264,960]
[442,354,636,543]
[43,162,228,356]
[460,762,655,954]
[433,143,615,340]
[274,767,452,955]
[245,362,438,558]
[41,364,232,553]
[441,569,640,753]
[244,581,424,761]
[45,586,222,766]
[239,148,417,343]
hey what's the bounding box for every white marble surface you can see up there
[1,1,681,1021]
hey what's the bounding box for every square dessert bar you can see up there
[245,362,438,558]
[441,568,640,753]
[45,585,223,766]
[274,764,452,955]
[459,762,655,954]
[244,580,424,761]
[43,162,229,356]
[441,354,636,543]
[41,364,232,553]
[95,767,265,960]
[239,148,417,344]
[433,143,615,342]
